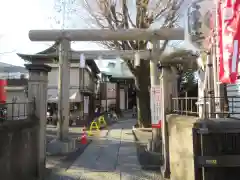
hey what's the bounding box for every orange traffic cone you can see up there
[80,126,87,144]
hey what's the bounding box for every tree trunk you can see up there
[135,60,151,127]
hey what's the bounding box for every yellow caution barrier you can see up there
[87,120,100,136]
[97,115,107,128]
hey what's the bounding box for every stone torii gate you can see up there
[28,28,185,178]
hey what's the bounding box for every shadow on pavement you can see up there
[47,135,162,179]
[45,126,92,179]
[132,128,163,171]
[45,140,92,179]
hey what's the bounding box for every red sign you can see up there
[0,79,7,103]
[218,0,240,84]
[151,120,162,129]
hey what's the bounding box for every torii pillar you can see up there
[57,38,70,141]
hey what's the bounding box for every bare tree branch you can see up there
[80,0,186,126]
[81,0,185,73]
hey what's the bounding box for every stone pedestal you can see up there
[25,63,52,180]
[47,138,76,155]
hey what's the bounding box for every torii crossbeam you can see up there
[29,28,184,41]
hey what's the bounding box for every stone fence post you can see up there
[25,64,51,180]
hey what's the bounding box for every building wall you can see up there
[47,64,95,102]
[48,64,93,88]
[106,82,116,99]
[99,82,117,110]
[227,80,240,118]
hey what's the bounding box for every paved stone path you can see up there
[47,119,162,180]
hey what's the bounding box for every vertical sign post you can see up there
[80,54,87,118]
[150,85,162,128]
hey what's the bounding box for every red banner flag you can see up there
[218,0,240,84]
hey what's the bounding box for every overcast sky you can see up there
[0,0,106,66]
[0,0,195,67]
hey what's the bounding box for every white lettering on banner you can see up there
[150,85,162,125]
[223,7,234,21]
[232,40,238,73]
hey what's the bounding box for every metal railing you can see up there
[171,97,199,116]
[170,96,240,118]
[0,98,35,122]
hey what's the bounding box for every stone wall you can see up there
[0,119,38,180]
[167,114,199,180]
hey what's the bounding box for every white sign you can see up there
[134,52,140,66]
[150,85,162,126]
[84,96,89,113]
[80,53,86,68]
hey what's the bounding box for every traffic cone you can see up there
[80,127,87,144]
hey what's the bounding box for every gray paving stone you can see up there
[67,169,120,180]
[121,170,162,180]
[47,170,80,180]
[70,144,101,169]
[49,119,162,180]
